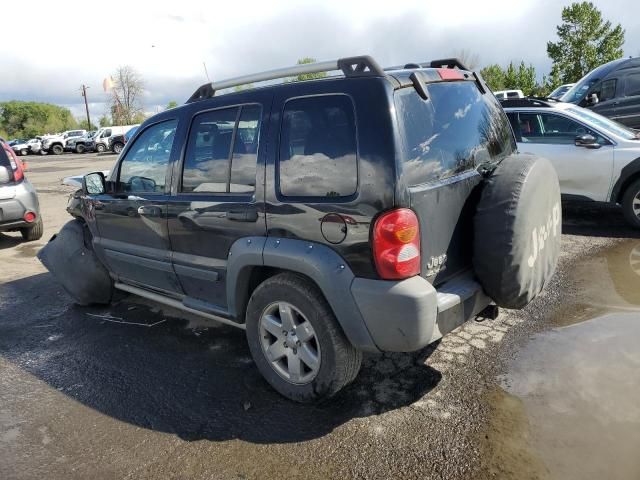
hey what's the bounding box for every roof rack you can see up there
[187,55,385,103]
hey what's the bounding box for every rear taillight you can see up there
[23,211,36,223]
[372,208,421,280]
[3,144,24,182]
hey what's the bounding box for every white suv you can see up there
[502,98,640,227]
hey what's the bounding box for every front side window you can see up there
[118,120,177,193]
[279,95,357,198]
[599,79,617,101]
[516,113,603,145]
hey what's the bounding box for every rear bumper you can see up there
[350,272,491,352]
[0,181,40,231]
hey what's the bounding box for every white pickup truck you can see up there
[40,130,86,155]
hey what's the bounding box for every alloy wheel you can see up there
[259,301,321,384]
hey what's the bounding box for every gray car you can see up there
[0,143,43,241]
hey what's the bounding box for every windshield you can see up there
[560,59,624,104]
[567,107,638,140]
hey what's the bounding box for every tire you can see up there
[75,144,86,154]
[621,178,640,228]
[245,272,362,402]
[51,144,63,155]
[20,217,43,241]
[96,143,106,153]
[20,149,28,156]
[473,154,561,309]
[113,142,124,154]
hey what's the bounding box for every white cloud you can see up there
[1,0,639,119]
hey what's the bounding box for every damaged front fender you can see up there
[37,220,114,306]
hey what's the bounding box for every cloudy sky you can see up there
[1,0,638,120]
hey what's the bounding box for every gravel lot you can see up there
[1,153,638,479]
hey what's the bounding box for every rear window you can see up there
[395,81,515,186]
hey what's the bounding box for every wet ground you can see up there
[1,155,639,479]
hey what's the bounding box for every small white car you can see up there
[503,98,640,227]
[494,89,524,100]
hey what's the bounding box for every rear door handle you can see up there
[137,205,162,217]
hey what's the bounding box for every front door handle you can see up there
[137,205,162,217]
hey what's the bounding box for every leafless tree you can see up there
[109,66,145,125]
[452,49,480,70]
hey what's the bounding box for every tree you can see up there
[480,62,541,96]
[98,115,112,127]
[0,101,77,138]
[107,66,145,125]
[480,64,506,91]
[77,119,97,130]
[291,57,327,82]
[165,101,178,110]
[547,2,625,85]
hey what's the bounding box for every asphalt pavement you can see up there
[1,153,638,479]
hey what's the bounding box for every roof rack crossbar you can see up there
[428,58,468,70]
[187,55,384,103]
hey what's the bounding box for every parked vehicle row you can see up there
[7,125,139,156]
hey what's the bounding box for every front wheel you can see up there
[622,178,640,228]
[51,144,63,155]
[96,143,106,153]
[112,142,124,154]
[245,273,362,402]
[20,149,28,156]
[76,144,86,154]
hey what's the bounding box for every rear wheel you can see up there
[245,272,362,402]
[76,144,86,154]
[51,144,63,155]
[96,143,106,153]
[621,179,640,228]
[20,217,43,241]
[113,142,124,154]
[20,149,28,156]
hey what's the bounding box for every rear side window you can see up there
[395,82,515,186]
[625,73,640,97]
[279,95,357,198]
[182,104,261,194]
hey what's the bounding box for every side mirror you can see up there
[0,166,10,184]
[588,93,599,105]
[575,134,601,149]
[82,172,106,195]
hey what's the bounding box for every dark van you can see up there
[561,57,640,129]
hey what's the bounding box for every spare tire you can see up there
[473,154,561,309]
[37,220,113,306]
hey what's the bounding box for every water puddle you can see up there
[482,240,640,479]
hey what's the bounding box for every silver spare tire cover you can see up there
[473,154,561,309]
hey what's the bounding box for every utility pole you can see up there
[80,85,91,129]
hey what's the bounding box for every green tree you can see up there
[291,57,327,82]
[504,62,518,89]
[516,62,537,96]
[0,101,77,138]
[480,64,506,91]
[547,1,625,85]
[165,100,178,110]
[98,115,112,127]
[77,119,97,130]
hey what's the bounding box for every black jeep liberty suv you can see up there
[39,56,561,402]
